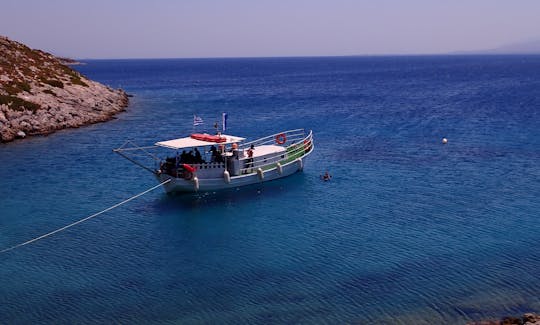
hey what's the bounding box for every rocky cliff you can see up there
[0,36,128,142]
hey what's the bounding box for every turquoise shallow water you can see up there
[1,56,540,323]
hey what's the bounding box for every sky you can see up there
[2,0,540,59]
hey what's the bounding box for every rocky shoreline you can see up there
[0,36,128,143]
[467,313,540,325]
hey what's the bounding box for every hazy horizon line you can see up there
[71,52,540,61]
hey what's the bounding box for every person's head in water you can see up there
[323,171,331,181]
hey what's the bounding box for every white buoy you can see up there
[193,176,199,191]
[257,168,264,181]
[276,162,283,175]
[297,158,303,171]
[442,138,448,144]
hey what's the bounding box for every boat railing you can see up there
[193,162,226,170]
[240,128,306,149]
[238,129,313,175]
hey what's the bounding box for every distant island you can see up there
[0,36,128,143]
[484,39,540,54]
[455,39,540,55]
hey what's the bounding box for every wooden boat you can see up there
[114,128,314,193]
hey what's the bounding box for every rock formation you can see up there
[0,35,128,143]
[467,312,540,325]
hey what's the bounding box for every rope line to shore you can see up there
[0,179,171,254]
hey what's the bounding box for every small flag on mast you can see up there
[193,115,204,126]
[222,112,228,132]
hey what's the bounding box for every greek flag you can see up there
[222,112,228,131]
[193,115,204,126]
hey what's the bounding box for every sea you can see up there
[1,55,540,324]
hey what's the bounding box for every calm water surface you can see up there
[1,56,540,324]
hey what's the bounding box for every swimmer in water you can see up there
[321,171,332,181]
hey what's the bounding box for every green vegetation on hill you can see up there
[0,94,41,112]
[0,35,90,112]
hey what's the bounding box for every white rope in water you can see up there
[0,179,171,254]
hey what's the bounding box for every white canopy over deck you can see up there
[155,134,246,150]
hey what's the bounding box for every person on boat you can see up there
[321,171,332,181]
[208,146,218,162]
[164,157,176,175]
[215,145,225,163]
[186,150,195,164]
[179,150,188,163]
[194,147,204,164]
[212,144,224,163]
[245,144,254,173]
[231,143,239,159]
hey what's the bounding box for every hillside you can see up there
[0,36,128,142]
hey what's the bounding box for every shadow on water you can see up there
[149,173,308,212]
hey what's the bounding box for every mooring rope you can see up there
[0,179,171,254]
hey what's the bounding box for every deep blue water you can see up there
[1,56,540,324]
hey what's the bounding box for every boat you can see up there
[114,128,314,193]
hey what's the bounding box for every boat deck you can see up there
[251,144,286,157]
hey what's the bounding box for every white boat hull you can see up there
[157,158,306,193]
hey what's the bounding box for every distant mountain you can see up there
[0,36,128,142]
[459,39,540,55]
[485,39,540,54]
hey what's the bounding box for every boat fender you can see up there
[193,176,199,191]
[257,168,264,181]
[275,133,287,145]
[297,158,303,171]
[276,162,283,175]
[223,170,231,184]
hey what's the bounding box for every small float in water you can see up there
[114,128,314,193]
